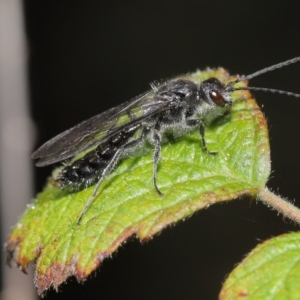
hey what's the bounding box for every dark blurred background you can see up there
[3,1,300,299]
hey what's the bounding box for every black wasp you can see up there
[32,57,300,224]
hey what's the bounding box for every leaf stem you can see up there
[259,187,300,225]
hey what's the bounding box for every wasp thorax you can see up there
[157,79,199,102]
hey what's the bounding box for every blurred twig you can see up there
[0,0,36,299]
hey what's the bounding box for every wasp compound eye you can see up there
[209,90,226,107]
[200,78,228,106]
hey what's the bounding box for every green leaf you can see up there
[220,232,300,300]
[6,68,270,295]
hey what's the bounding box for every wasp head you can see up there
[199,78,232,107]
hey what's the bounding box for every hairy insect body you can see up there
[55,79,204,190]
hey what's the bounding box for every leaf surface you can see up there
[220,232,300,300]
[6,69,270,294]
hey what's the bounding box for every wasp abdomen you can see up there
[54,124,141,189]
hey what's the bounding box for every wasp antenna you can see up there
[238,56,300,82]
[233,86,300,98]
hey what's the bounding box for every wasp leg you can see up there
[77,126,149,224]
[152,121,163,196]
[186,119,218,155]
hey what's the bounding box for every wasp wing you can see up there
[32,89,171,167]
